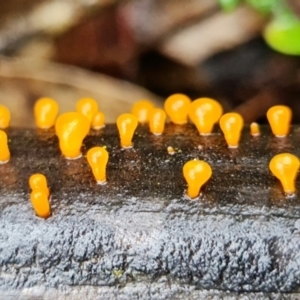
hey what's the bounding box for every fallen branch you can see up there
[1,125,300,297]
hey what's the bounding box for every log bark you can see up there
[1,125,300,298]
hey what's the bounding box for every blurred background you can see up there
[0,0,300,126]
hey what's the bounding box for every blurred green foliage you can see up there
[218,0,241,12]
[218,0,300,55]
[245,0,278,14]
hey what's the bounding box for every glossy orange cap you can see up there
[269,153,299,195]
[0,105,11,129]
[34,98,59,129]
[30,189,51,218]
[164,94,191,124]
[219,113,244,148]
[250,122,260,136]
[183,160,212,199]
[149,108,166,135]
[29,174,50,198]
[87,147,109,184]
[189,98,223,135]
[76,98,98,124]
[267,105,292,137]
[55,112,90,159]
[92,111,105,130]
[131,100,155,123]
[117,113,138,148]
[0,130,10,164]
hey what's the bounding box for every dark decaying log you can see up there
[1,125,300,299]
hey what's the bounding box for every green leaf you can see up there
[264,14,300,55]
[218,0,241,12]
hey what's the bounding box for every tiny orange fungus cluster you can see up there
[0,96,298,218]
[76,98,106,130]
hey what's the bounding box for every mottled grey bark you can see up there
[1,125,300,299]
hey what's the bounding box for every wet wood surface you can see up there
[1,125,300,298]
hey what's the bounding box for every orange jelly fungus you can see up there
[76,98,99,124]
[131,100,155,123]
[219,113,244,148]
[0,104,11,129]
[267,105,292,137]
[269,153,299,195]
[164,93,191,124]
[149,108,166,135]
[0,130,10,164]
[117,113,138,148]
[34,98,59,129]
[29,174,50,198]
[30,190,51,218]
[183,160,212,199]
[250,122,260,136]
[55,112,90,159]
[92,111,105,130]
[87,147,109,184]
[189,98,223,135]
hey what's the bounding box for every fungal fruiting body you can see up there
[92,111,105,130]
[30,190,51,218]
[34,98,59,129]
[219,113,244,148]
[0,130,10,164]
[131,100,155,124]
[29,174,50,198]
[269,153,300,195]
[55,112,90,159]
[76,98,98,124]
[29,173,50,218]
[250,122,260,136]
[189,98,223,135]
[117,113,138,148]
[183,160,212,199]
[164,94,191,124]
[167,146,175,155]
[267,105,292,137]
[149,108,166,135]
[0,105,11,129]
[87,147,109,184]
